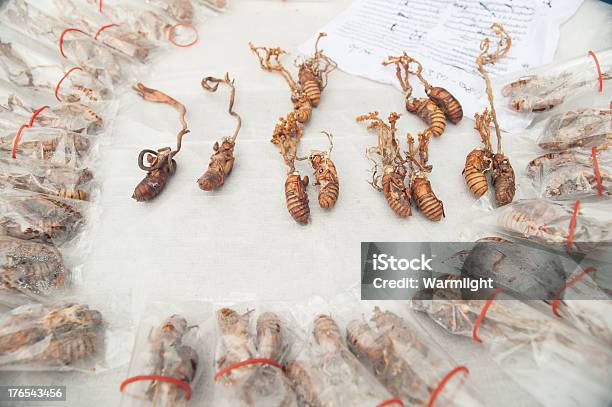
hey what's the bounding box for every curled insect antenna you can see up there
[474,108,494,152]
[202,73,242,142]
[249,42,298,91]
[476,23,512,154]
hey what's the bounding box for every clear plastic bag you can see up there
[0,188,86,246]
[0,157,97,202]
[120,302,210,407]
[497,49,611,115]
[212,304,298,407]
[0,127,97,167]
[526,146,610,200]
[410,287,612,407]
[536,108,611,151]
[0,235,70,307]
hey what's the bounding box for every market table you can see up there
[1,0,611,405]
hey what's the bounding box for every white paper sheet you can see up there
[299,0,584,131]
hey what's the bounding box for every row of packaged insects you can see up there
[0,0,217,310]
[1,279,609,407]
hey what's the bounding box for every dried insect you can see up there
[358,112,412,217]
[382,53,447,136]
[296,33,337,108]
[132,83,189,202]
[539,108,612,150]
[256,312,283,360]
[1,128,91,165]
[198,73,241,191]
[0,193,83,244]
[406,131,445,221]
[0,302,103,368]
[469,23,515,206]
[297,131,339,209]
[145,315,198,406]
[215,307,254,384]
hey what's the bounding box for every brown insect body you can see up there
[406,98,446,137]
[463,147,493,197]
[298,66,321,108]
[198,139,235,191]
[427,86,463,124]
[382,165,412,218]
[411,173,444,221]
[133,150,177,202]
[492,153,516,206]
[256,312,283,360]
[292,92,313,124]
[285,172,310,225]
[308,152,339,209]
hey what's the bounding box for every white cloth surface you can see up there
[1,0,611,406]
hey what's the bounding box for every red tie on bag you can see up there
[551,266,597,318]
[12,106,50,159]
[214,358,282,382]
[566,200,580,254]
[59,28,88,58]
[167,22,199,48]
[588,51,603,92]
[120,375,192,400]
[472,288,505,343]
[428,366,470,407]
[54,67,82,102]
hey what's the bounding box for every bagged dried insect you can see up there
[0,127,95,167]
[132,83,189,202]
[347,306,482,406]
[0,188,85,246]
[213,305,298,407]
[537,107,611,151]
[285,313,397,406]
[297,131,339,209]
[0,301,105,370]
[198,74,241,191]
[358,112,412,218]
[526,144,610,199]
[464,23,515,206]
[120,302,208,407]
[499,48,611,114]
[410,286,612,407]
[0,235,70,307]
[0,157,96,201]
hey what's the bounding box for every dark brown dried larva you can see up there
[381,165,412,218]
[426,86,463,124]
[463,148,493,198]
[285,172,310,225]
[132,150,177,202]
[406,98,446,137]
[198,139,235,191]
[299,66,321,108]
[492,153,515,206]
[412,174,444,221]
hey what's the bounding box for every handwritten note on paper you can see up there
[300,0,584,131]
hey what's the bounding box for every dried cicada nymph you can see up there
[358,112,412,218]
[0,302,104,369]
[297,131,339,209]
[296,32,337,108]
[198,73,241,191]
[132,83,190,202]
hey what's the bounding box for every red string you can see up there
[427,366,470,407]
[54,67,82,102]
[566,200,581,254]
[98,0,102,13]
[12,106,50,159]
[167,22,199,48]
[94,23,119,40]
[591,147,603,196]
[551,266,597,318]
[472,288,505,343]
[376,399,404,407]
[214,358,281,382]
[588,51,603,92]
[119,375,192,400]
[59,28,88,58]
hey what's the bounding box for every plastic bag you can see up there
[526,146,610,200]
[0,127,97,167]
[285,310,395,406]
[347,305,483,406]
[212,304,298,407]
[0,235,70,307]
[0,0,142,87]
[0,188,86,246]
[497,49,611,115]
[536,108,611,151]
[0,157,97,201]
[410,287,612,407]
[467,199,611,254]
[120,302,210,407]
